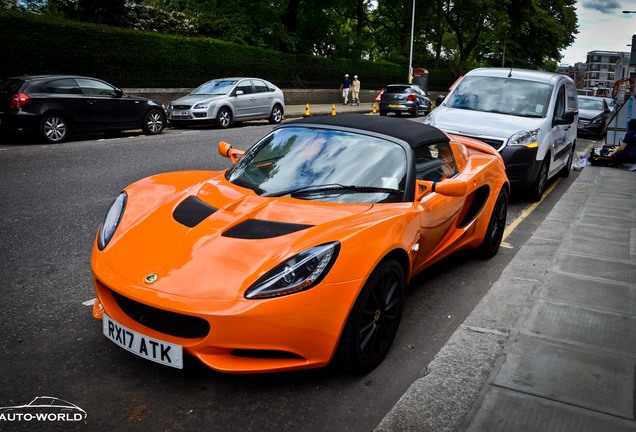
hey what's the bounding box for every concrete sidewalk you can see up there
[376,164,636,431]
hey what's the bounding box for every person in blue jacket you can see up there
[612,118,636,170]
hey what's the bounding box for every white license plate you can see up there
[173,110,189,116]
[103,314,183,369]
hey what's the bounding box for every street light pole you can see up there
[408,0,415,83]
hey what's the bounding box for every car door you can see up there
[251,79,273,118]
[232,79,256,120]
[550,82,575,173]
[42,78,92,130]
[76,78,140,129]
[412,141,466,271]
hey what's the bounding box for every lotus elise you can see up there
[91,115,509,374]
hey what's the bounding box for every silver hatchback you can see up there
[167,78,285,128]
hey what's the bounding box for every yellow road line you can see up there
[502,178,561,242]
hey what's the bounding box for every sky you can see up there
[559,0,636,65]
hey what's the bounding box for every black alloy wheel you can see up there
[337,259,405,374]
[477,187,508,258]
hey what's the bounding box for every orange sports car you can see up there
[91,115,509,374]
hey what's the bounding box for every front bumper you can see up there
[91,259,364,373]
[500,145,541,188]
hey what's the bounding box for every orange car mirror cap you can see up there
[218,141,245,164]
[415,178,467,200]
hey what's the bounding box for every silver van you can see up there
[424,68,578,201]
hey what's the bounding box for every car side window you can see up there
[414,141,458,182]
[252,80,270,93]
[554,85,566,118]
[75,78,118,96]
[236,81,253,94]
[44,79,81,94]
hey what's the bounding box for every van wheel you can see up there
[559,146,575,177]
[528,159,549,202]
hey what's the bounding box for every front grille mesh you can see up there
[111,290,210,339]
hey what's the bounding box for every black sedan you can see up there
[0,75,166,143]
[577,95,611,137]
[379,84,431,117]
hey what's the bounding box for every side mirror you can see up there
[415,178,467,201]
[235,90,244,96]
[218,141,245,164]
[435,95,445,107]
[554,110,576,126]
[114,88,124,97]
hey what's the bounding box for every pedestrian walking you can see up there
[339,74,352,105]
[351,75,361,106]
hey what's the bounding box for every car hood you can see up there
[430,106,544,138]
[99,172,375,301]
[578,108,603,121]
[170,94,227,105]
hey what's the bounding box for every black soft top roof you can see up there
[284,114,449,149]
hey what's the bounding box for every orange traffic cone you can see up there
[331,104,337,116]
[304,103,310,117]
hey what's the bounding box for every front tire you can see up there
[269,104,283,124]
[216,107,231,129]
[143,109,165,135]
[477,187,508,258]
[528,159,549,202]
[337,259,405,374]
[39,113,68,143]
[559,146,575,177]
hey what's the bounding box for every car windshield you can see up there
[578,97,605,111]
[226,127,407,203]
[190,80,237,95]
[446,76,552,118]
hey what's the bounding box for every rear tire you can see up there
[477,187,508,258]
[269,104,283,124]
[379,110,387,116]
[39,113,68,143]
[337,259,405,374]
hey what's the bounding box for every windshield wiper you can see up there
[263,183,403,198]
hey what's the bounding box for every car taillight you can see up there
[407,95,415,101]
[380,94,386,100]
[10,93,30,109]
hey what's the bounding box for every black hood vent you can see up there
[173,196,218,228]
[223,219,313,239]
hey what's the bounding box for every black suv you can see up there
[0,75,166,143]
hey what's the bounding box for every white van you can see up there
[424,68,578,201]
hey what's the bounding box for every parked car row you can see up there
[0,75,286,144]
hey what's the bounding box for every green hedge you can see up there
[0,11,456,90]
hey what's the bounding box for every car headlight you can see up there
[509,129,539,148]
[193,102,209,109]
[245,242,340,299]
[591,115,605,125]
[98,192,127,250]
[422,115,435,126]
